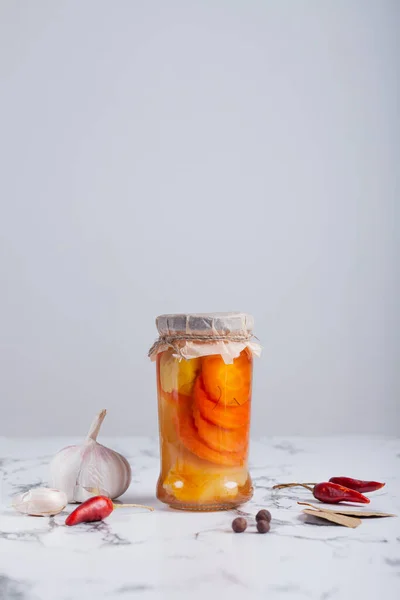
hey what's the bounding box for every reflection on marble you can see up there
[0,436,399,600]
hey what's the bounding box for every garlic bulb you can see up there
[13,488,67,516]
[50,409,132,503]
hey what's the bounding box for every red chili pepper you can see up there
[65,496,113,526]
[313,482,370,504]
[65,496,154,526]
[329,477,385,493]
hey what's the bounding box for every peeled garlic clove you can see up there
[12,488,68,516]
[50,409,132,503]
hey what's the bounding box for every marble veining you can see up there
[0,436,399,600]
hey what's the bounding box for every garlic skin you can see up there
[50,409,132,503]
[13,488,68,516]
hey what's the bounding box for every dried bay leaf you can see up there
[330,510,396,518]
[298,502,396,518]
[302,508,361,528]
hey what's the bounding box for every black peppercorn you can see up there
[232,517,247,533]
[256,509,271,522]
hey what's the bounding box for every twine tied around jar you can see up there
[148,313,262,363]
[148,332,257,360]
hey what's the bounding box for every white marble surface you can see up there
[0,436,399,600]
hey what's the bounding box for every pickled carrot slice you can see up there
[202,350,252,406]
[193,376,250,429]
[175,402,245,467]
[193,404,247,453]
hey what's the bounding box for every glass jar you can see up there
[149,313,261,511]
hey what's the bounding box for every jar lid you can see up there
[155,312,254,337]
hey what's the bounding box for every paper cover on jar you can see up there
[148,312,262,364]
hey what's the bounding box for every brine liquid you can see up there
[156,349,253,510]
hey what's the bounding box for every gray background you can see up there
[1,0,399,438]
